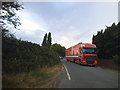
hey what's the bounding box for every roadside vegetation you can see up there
[2,28,65,88]
[2,30,65,74]
[92,22,120,70]
[3,63,64,88]
[1,1,65,88]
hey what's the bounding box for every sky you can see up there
[9,1,118,48]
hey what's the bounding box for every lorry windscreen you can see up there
[82,48,97,54]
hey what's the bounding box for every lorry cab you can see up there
[66,43,98,66]
[78,43,98,66]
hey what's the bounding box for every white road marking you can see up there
[63,64,71,80]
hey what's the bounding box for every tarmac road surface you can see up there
[58,59,119,88]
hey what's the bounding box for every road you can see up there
[58,59,119,88]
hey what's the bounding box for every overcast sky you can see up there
[10,1,118,48]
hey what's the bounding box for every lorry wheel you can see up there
[73,59,75,63]
[75,60,77,64]
[67,59,69,61]
[79,60,81,65]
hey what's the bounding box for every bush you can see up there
[2,30,61,74]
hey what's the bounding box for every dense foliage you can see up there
[42,32,52,48]
[92,22,120,64]
[2,30,60,74]
[1,1,66,75]
[0,1,24,29]
[51,43,66,57]
[42,33,66,57]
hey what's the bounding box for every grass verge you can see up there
[2,63,64,88]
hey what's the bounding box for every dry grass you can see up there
[2,63,64,88]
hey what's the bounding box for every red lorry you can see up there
[66,43,98,66]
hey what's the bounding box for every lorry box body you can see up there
[66,43,98,66]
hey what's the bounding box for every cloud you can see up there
[9,2,118,48]
[12,27,46,45]
[54,36,70,46]
[9,10,48,45]
[19,18,47,32]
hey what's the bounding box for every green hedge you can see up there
[2,30,60,74]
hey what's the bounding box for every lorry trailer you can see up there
[66,43,98,66]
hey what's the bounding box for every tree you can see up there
[42,33,47,47]
[51,43,66,57]
[92,35,95,44]
[47,32,52,48]
[42,32,52,48]
[2,32,61,74]
[0,1,24,29]
[92,22,120,63]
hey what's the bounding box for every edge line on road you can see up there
[63,64,71,80]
